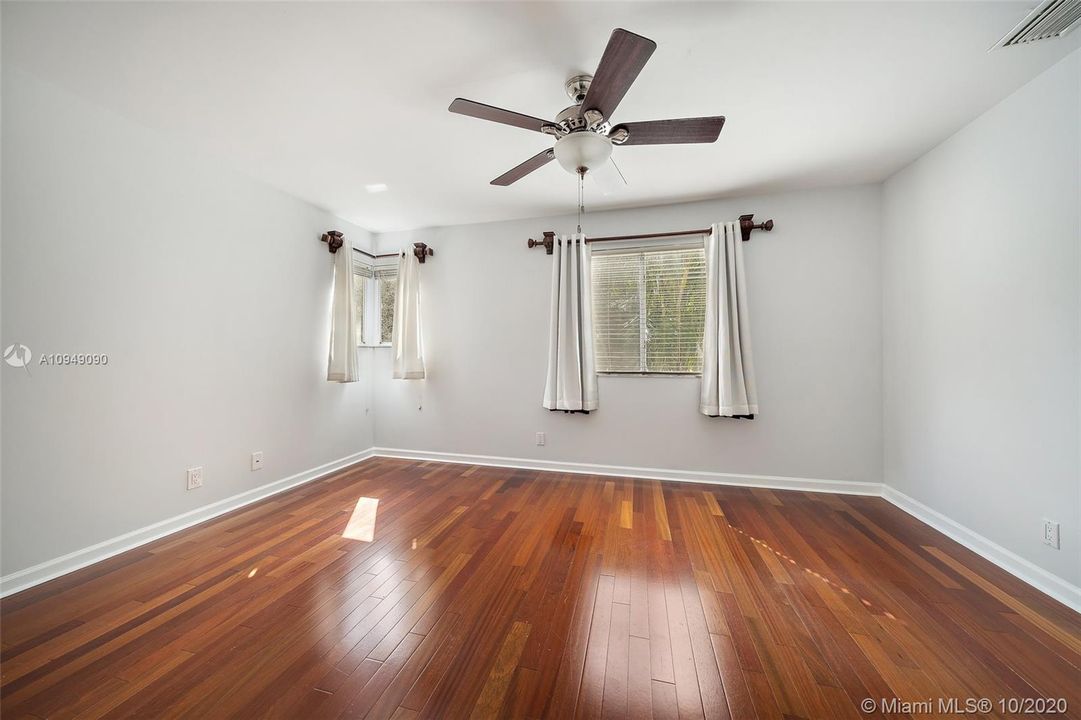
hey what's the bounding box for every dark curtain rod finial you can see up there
[527,232,558,255]
[321,231,345,254]
[526,215,774,254]
[413,242,434,264]
[737,214,774,243]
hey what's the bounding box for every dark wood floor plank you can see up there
[663,581,705,719]
[600,601,629,719]
[576,574,615,720]
[2,458,1078,720]
[646,580,676,684]
[626,635,653,720]
[470,619,531,719]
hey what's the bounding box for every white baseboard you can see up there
[5,447,1078,618]
[369,447,883,496]
[882,486,1081,614]
[0,448,376,598]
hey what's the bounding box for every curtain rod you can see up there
[352,247,399,259]
[320,232,434,263]
[527,214,774,254]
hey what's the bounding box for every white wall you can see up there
[882,49,1081,585]
[372,186,883,486]
[1,69,375,576]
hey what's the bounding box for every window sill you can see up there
[598,372,701,378]
[357,344,392,349]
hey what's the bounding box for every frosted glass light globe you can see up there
[553,132,613,174]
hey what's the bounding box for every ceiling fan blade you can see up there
[611,116,726,145]
[491,148,555,186]
[580,29,657,120]
[449,98,552,134]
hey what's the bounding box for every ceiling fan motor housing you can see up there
[555,103,610,135]
[565,74,592,104]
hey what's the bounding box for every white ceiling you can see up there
[4,2,1079,231]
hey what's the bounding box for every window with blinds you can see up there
[591,246,707,374]
[353,262,371,346]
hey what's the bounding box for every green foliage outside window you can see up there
[592,248,706,374]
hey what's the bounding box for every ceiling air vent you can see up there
[992,0,1081,49]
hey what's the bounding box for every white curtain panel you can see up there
[327,241,360,383]
[543,234,598,412]
[700,221,758,417]
[391,251,425,380]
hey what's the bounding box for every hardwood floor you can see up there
[2,457,1079,719]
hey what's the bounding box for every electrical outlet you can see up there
[186,466,203,490]
[536,432,546,446]
[1043,519,1060,549]
[251,451,264,471]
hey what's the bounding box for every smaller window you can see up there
[352,262,398,346]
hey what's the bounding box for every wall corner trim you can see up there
[882,486,1081,613]
[0,448,376,598]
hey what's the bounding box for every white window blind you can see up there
[591,246,707,374]
[352,261,372,346]
[353,271,367,344]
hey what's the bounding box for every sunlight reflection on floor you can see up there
[343,497,380,542]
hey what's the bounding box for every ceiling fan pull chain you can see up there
[577,169,584,235]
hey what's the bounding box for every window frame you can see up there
[590,241,707,377]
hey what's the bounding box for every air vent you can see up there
[992,0,1081,49]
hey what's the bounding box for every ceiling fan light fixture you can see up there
[553,132,613,174]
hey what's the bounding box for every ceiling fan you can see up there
[448,28,726,187]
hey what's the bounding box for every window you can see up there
[352,261,397,346]
[591,246,707,374]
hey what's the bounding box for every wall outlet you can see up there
[536,432,546,446]
[186,466,204,490]
[251,451,264,471]
[1042,519,1060,549]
